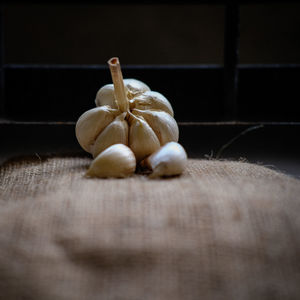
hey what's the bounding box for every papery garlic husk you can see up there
[129,115,160,162]
[132,109,179,145]
[95,79,150,108]
[91,112,128,158]
[141,142,187,178]
[75,106,118,152]
[86,144,136,178]
[129,91,174,117]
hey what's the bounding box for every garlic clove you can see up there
[86,144,136,178]
[142,142,187,178]
[129,91,174,117]
[129,115,160,162]
[132,109,179,146]
[124,79,150,99]
[95,79,150,107]
[75,106,119,153]
[91,112,128,158]
[95,84,118,108]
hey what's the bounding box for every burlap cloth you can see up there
[0,155,300,300]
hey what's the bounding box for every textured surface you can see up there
[0,156,300,300]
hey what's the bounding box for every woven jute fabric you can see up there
[0,156,300,300]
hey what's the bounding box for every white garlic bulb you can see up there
[76,57,179,163]
[141,142,187,178]
[86,144,136,178]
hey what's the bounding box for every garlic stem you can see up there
[108,57,129,112]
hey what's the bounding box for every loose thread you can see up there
[215,124,264,159]
[35,152,42,162]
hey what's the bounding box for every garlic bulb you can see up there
[86,144,136,178]
[76,57,179,163]
[141,142,187,178]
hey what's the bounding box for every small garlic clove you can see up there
[132,109,179,146]
[86,144,136,178]
[75,106,119,153]
[95,84,118,108]
[130,91,174,117]
[142,142,187,178]
[91,112,128,158]
[129,115,160,162]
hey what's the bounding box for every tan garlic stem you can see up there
[108,57,129,112]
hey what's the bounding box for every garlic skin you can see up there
[132,109,179,146]
[142,142,187,178]
[91,112,128,158]
[86,144,136,178]
[95,79,150,108]
[129,115,160,162]
[130,91,174,117]
[75,106,118,152]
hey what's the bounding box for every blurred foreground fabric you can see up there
[0,156,300,300]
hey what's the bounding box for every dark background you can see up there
[1,3,300,122]
[3,3,300,65]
